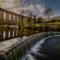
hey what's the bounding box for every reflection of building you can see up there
[0,8,23,41]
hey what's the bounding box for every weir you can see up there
[22,35,60,60]
[0,32,60,60]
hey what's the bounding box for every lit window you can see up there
[4,12,6,20]
[3,31,6,39]
[9,14,11,20]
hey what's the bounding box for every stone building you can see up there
[0,8,24,41]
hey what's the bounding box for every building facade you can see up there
[0,8,24,41]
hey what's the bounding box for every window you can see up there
[4,12,6,20]
[9,14,11,20]
[3,31,6,39]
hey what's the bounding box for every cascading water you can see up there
[21,35,60,60]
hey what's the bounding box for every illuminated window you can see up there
[3,31,6,39]
[9,14,11,20]
[4,12,6,20]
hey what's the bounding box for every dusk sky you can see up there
[0,0,60,17]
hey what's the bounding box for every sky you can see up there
[0,0,60,17]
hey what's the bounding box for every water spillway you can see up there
[22,35,60,60]
[0,32,60,60]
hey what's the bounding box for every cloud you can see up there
[0,0,20,9]
[19,4,46,17]
[0,0,46,17]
